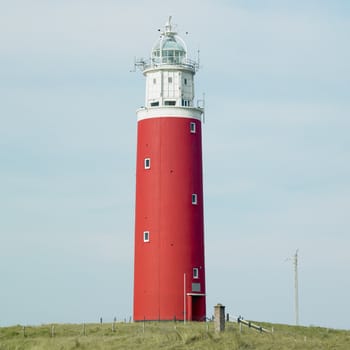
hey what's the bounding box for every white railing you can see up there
[135,57,198,71]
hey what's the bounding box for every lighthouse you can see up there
[133,17,206,322]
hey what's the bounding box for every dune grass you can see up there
[1,321,349,349]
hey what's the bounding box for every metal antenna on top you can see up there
[165,16,172,33]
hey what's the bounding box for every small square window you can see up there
[193,268,199,279]
[168,77,173,83]
[190,122,196,133]
[144,158,151,169]
[143,231,150,242]
[192,283,201,292]
[192,193,198,205]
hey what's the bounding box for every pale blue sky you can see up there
[1,0,349,329]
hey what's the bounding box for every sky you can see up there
[1,0,349,329]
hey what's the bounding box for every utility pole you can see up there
[286,249,299,326]
[293,249,299,326]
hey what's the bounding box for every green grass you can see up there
[0,321,349,349]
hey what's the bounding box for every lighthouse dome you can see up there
[151,18,187,65]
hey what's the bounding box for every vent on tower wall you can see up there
[192,283,201,292]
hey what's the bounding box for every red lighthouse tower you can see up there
[133,17,206,322]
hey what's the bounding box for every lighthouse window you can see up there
[168,77,173,83]
[184,78,188,85]
[190,122,196,133]
[153,78,156,84]
[144,158,151,169]
[192,283,201,292]
[164,100,176,106]
[143,231,150,242]
[193,268,199,279]
[192,193,198,205]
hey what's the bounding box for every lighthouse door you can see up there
[187,295,205,321]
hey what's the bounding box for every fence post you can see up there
[214,304,225,333]
[51,324,55,337]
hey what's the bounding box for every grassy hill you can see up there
[1,321,349,349]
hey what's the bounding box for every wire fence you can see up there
[2,320,220,339]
